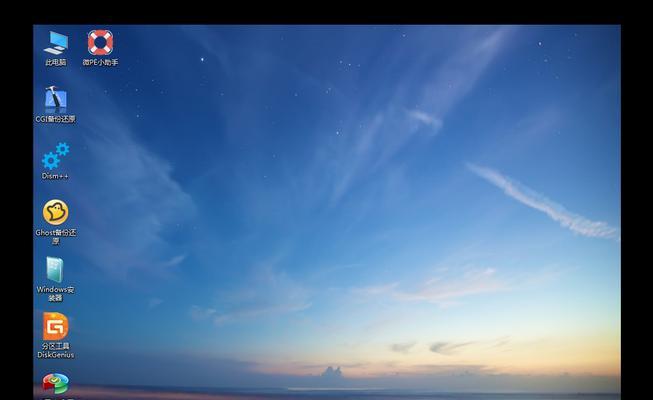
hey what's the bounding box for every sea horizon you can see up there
[33,383,621,400]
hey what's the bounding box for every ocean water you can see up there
[33,385,621,400]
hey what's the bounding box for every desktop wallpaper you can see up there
[33,25,620,398]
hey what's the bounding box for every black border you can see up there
[29,11,624,25]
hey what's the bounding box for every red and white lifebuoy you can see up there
[88,30,113,55]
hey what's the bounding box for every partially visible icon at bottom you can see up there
[42,373,69,394]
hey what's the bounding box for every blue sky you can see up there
[33,25,620,392]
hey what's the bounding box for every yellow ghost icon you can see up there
[43,199,69,225]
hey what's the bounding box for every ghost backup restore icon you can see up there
[42,199,69,225]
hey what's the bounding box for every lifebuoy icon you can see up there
[88,29,113,55]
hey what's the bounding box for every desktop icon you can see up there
[42,142,70,170]
[46,257,63,283]
[42,373,69,394]
[43,32,68,55]
[45,86,67,109]
[43,312,69,340]
[88,29,114,55]
[42,199,69,225]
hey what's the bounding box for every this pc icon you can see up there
[46,257,63,283]
[45,86,67,109]
[44,32,68,55]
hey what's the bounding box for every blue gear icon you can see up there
[56,142,70,157]
[42,152,60,170]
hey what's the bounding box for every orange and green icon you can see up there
[43,312,69,341]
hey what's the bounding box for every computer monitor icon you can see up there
[44,32,68,55]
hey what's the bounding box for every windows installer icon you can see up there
[46,257,63,283]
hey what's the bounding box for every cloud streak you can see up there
[313,27,514,205]
[353,268,505,307]
[46,72,197,281]
[407,109,443,132]
[190,261,312,326]
[430,341,477,355]
[148,298,164,309]
[395,268,503,304]
[467,164,619,240]
[390,341,417,354]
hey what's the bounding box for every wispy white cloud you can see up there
[430,336,512,355]
[353,268,504,307]
[467,163,619,240]
[353,282,400,297]
[313,27,515,205]
[189,305,217,321]
[191,261,312,326]
[407,109,443,132]
[396,268,504,305]
[51,73,197,281]
[147,297,164,309]
[430,341,477,355]
[161,254,187,268]
[390,341,417,354]
[212,301,312,326]
[418,27,514,117]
